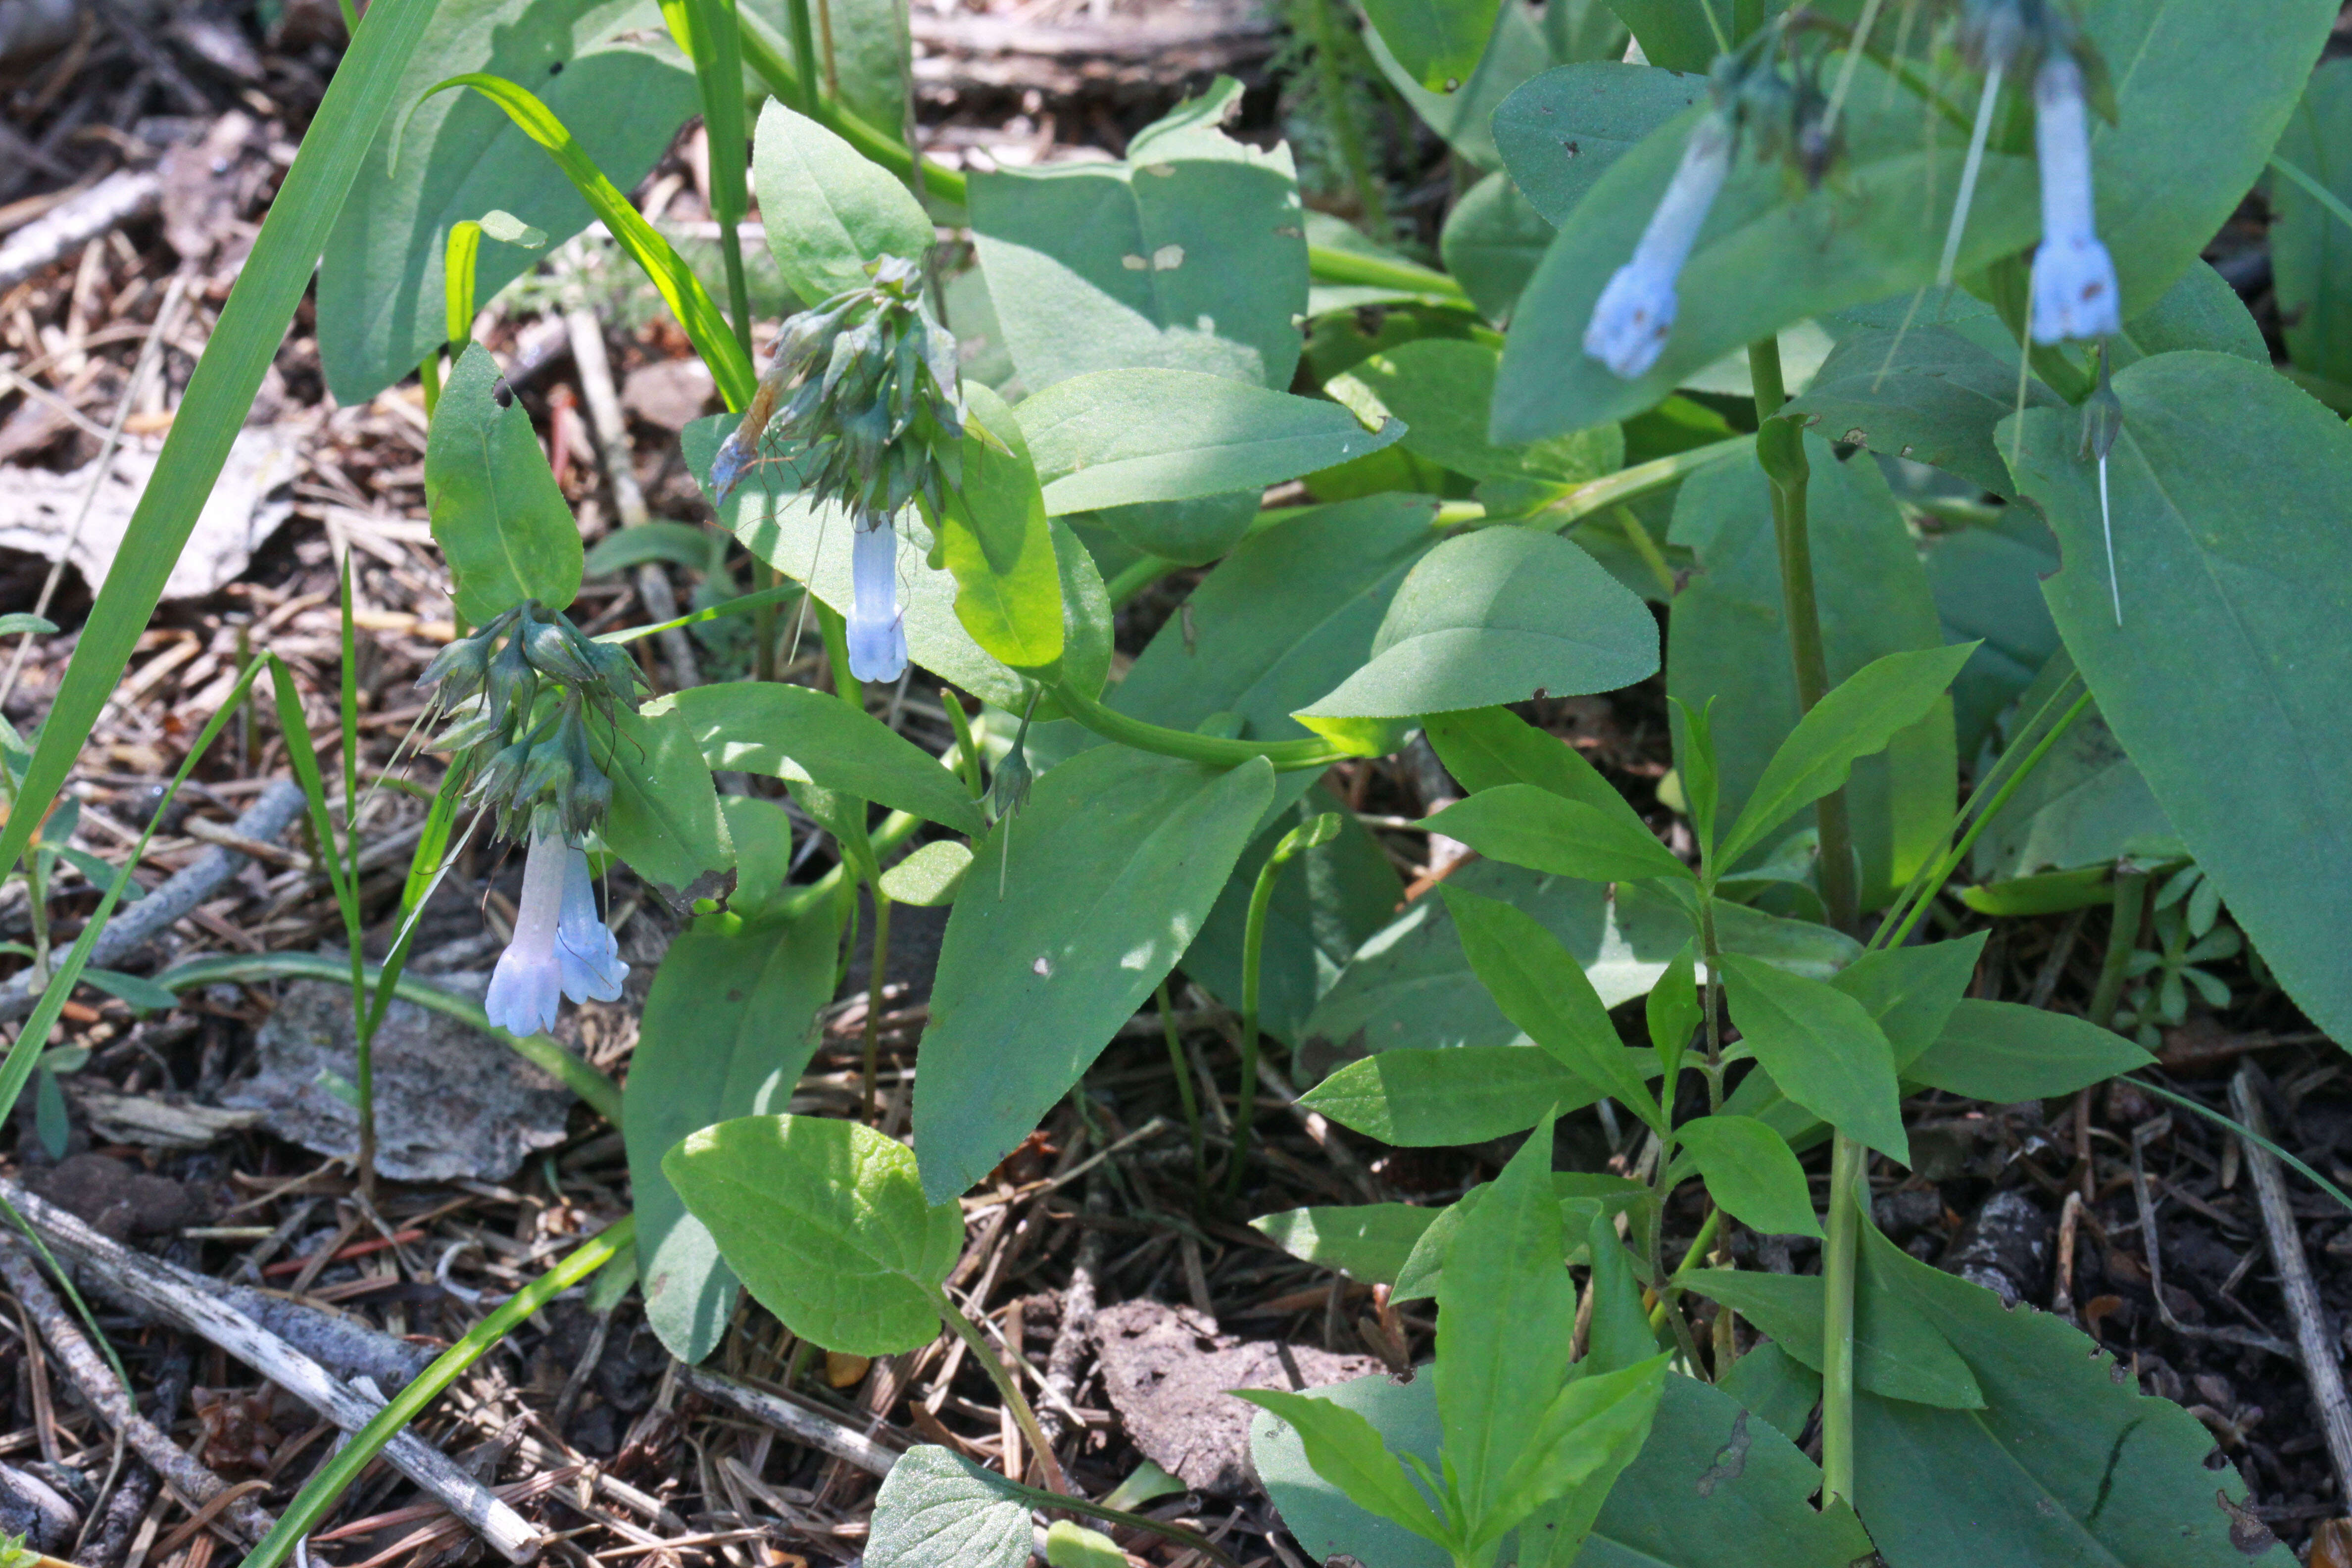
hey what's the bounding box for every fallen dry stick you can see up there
[673,1363,901,1478]
[2230,1067,2352,1501]
[0,1241,275,1545]
[0,778,308,1021]
[0,1179,539,1562]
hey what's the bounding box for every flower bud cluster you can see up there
[415,602,643,843]
[709,254,966,517]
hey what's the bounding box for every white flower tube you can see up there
[556,846,628,1002]
[484,832,566,1035]
[1584,112,1735,380]
[2029,55,2120,343]
[848,515,908,683]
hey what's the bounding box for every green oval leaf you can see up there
[1017,368,1404,514]
[1296,526,1658,726]
[425,342,583,622]
[753,97,934,304]
[1299,1045,1600,1146]
[2004,349,2352,1050]
[670,682,986,835]
[665,1113,965,1357]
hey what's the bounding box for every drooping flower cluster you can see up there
[1958,0,2119,344]
[416,602,639,1033]
[1587,2,2121,379]
[709,256,966,684]
[1584,44,1837,380]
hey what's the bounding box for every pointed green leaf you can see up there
[1302,1045,1601,1147]
[1479,1354,1668,1551]
[1720,955,1907,1164]
[913,749,1274,1200]
[592,696,731,898]
[1424,784,1692,884]
[1252,1204,1443,1287]
[1716,643,1976,875]
[1438,1109,1574,1525]
[1232,1388,1452,1547]
[1018,368,1403,513]
[1297,526,1659,725]
[1444,884,1663,1126]
[1676,1115,1821,1239]
[1829,932,1985,1068]
[1907,999,2154,1101]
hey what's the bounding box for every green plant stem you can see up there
[815,599,860,704]
[1818,1131,1862,1509]
[1225,846,1290,1204]
[418,350,442,417]
[860,886,892,1119]
[2088,867,2150,1029]
[1156,978,1206,1206]
[753,562,781,681]
[240,1217,634,1568]
[154,953,623,1125]
[1613,504,1677,598]
[784,0,822,115]
[933,1288,1070,1493]
[598,580,801,646]
[1696,893,1725,1114]
[776,808,922,922]
[1534,436,1754,533]
[943,693,985,800]
[335,0,360,38]
[1051,682,1346,773]
[1302,0,1389,238]
[1877,684,2093,950]
[1749,340,1856,934]
[1646,1204,1725,1330]
[1105,552,1181,609]
[1294,243,1468,303]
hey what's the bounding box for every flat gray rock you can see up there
[224,977,573,1181]
[1092,1298,1387,1496]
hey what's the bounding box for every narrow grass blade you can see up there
[0,0,440,891]
[0,664,266,1135]
[237,1216,636,1568]
[414,74,756,410]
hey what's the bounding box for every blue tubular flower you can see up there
[847,513,907,683]
[484,831,566,1036]
[555,846,627,1003]
[2029,55,2119,343]
[1584,112,1734,380]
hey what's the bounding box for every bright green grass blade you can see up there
[414,73,755,411]
[269,653,357,932]
[238,1215,635,1568]
[339,554,359,832]
[0,663,265,1137]
[0,0,439,893]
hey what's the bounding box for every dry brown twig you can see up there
[2230,1066,2352,1503]
[0,1178,540,1561]
[0,1241,275,1545]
